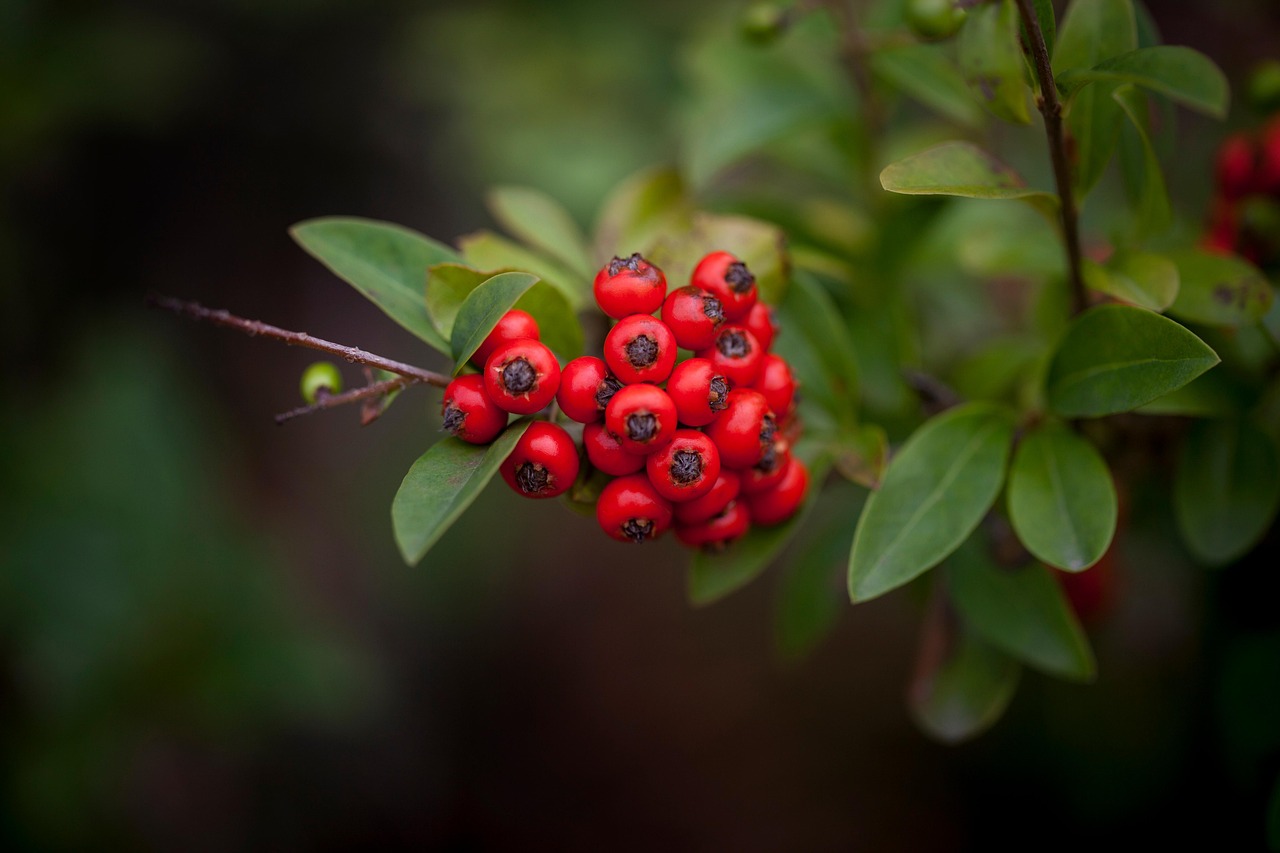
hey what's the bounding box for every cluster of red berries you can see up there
[438,250,807,549]
[1206,118,1280,267]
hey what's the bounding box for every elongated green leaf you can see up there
[1058,46,1229,118]
[291,217,461,353]
[772,271,859,428]
[947,542,1095,681]
[1046,304,1219,417]
[848,403,1016,603]
[459,230,587,308]
[688,448,831,606]
[774,500,861,661]
[425,264,491,341]
[1166,249,1274,329]
[593,166,691,260]
[1136,371,1244,418]
[870,44,983,128]
[958,0,1031,124]
[909,593,1021,744]
[487,186,593,278]
[880,142,1055,205]
[1053,0,1137,196]
[392,422,528,566]
[1113,85,1172,239]
[1175,419,1280,566]
[515,281,584,362]
[1008,421,1117,571]
[1083,252,1178,312]
[449,272,540,373]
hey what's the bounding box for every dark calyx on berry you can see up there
[702,295,725,323]
[709,375,729,411]
[725,261,755,293]
[716,330,750,359]
[502,357,537,394]
[757,442,778,473]
[515,462,550,494]
[626,412,657,442]
[607,252,660,280]
[621,518,656,542]
[670,449,703,484]
[442,402,466,434]
[626,334,659,368]
[595,375,623,410]
[760,414,777,444]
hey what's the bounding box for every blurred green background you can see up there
[2,0,1279,849]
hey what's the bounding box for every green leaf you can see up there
[1007,421,1117,571]
[870,43,984,128]
[772,270,859,428]
[647,212,789,305]
[909,593,1021,744]
[1053,0,1137,196]
[448,272,540,373]
[1166,249,1275,329]
[947,541,1096,681]
[1113,85,1172,239]
[593,166,692,260]
[1083,251,1178,312]
[688,447,831,606]
[1058,46,1230,118]
[774,505,860,661]
[1135,371,1244,418]
[1174,419,1280,566]
[425,263,491,341]
[848,403,1016,603]
[459,230,587,308]
[487,185,593,279]
[1046,304,1219,418]
[958,0,1031,124]
[880,142,1057,213]
[291,217,461,353]
[392,422,529,566]
[514,281,584,363]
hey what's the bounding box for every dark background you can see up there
[3,0,1279,849]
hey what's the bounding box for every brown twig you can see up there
[1014,0,1088,316]
[146,292,451,387]
[273,374,420,425]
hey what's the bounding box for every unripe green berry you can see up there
[906,0,965,40]
[1248,60,1280,114]
[741,2,790,44]
[300,361,343,404]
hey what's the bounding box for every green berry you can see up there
[906,0,965,40]
[741,2,790,44]
[300,361,343,404]
[1248,60,1280,114]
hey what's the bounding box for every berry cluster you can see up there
[439,250,807,549]
[1206,118,1280,267]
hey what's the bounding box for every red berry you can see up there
[499,421,580,500]
[742,302,778,352]
[605,384,678,455]
[705,388,776,469]
[739,436,791,495]
[745,456,808,526]
[484,339,561,415]
[675,500,750,550]
[752,353,796,419]
[697,324,763,387]
[645,430,722,503]
[666,358,731,427]
[441,374,508,444]
[1202,198,1240,255]
[673,470,741,525]
[603,314,678,384]
[471,309,540,368]
[1216,134,1257,201]
[690,251,758,321]
[582,422,646,476]
[593,253,668,319]
[661,286,725,350]
[596,474,674,543]
[556,356,622,423]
